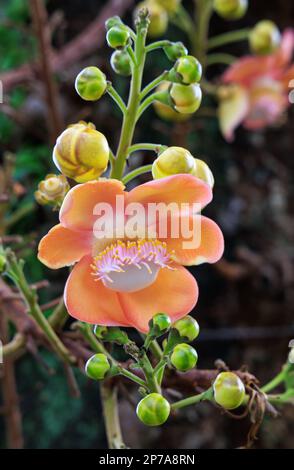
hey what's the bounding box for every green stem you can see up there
[207,53,236,66]
[171,387,213,410]
[5,252,74,364]
[145,40,171,53]
[4,202,35,229]
[139,350,161,393]
[140,71,169,100]
[261,363,292,394]
[119,367,147,388]
[126,45,137,66]
[137,92,160,120]
[128,143,166,154]
[193,0,214,68]
[48,299,68,330]
[110,20,147,180]
[100,383,126,449]
[122,165,152,184]
[107,85,127,115]
[207,28,250,50]
[78,323,115,362]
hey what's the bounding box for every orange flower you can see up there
[219,29,294,141]
[38,176,224,332]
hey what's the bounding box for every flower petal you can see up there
[218,85,249,141]
[60,179,125,231]
[222,56,272,87]
[126,174,212,211]
[118,266,198,332]
[244,82,288,129]
[271,29,294,69]
[163,214,224,266]
[64,255,130,326]
[38,224,92,269]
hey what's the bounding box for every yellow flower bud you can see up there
[53,122,109,183]
[191,159,214,188]
[35,174,70,208]
[152,147,214,188]
[153,82,191,122]
[156,0,181,13]
[152,146,196,179]
[213,0,248,20]
[249,20,281,55]
[170,83,202,114]
[136,1,168,38]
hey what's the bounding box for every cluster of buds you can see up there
[213,0,248,20]
[152,146,214,188]
[35,174,70,208]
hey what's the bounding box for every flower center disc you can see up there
[92,239,173,293]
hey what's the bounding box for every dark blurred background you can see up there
[0,0,294,449]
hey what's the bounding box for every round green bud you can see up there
[85,353,110,380]
[249,20,281,55]
[170,83,202,114]
[170,343,198,372]
[152,313,172,333]
[213,372,245,410]
[213,0,248,20]
[110,50,132,76]
[164,41,188,62]
[106,26,130,49]
[105,16,123,31]
[75,66,107,101]
[175,55,202,84]
[136,393,170,426]
[173,316,200,342]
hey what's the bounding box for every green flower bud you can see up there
[106,26,130,49]
[75,66,107,101]
[174,55,202,84]
[170,343,198,372]
[163,41,188,62]
[136,393,170,426]
[136,2,168,38]
[213,0,248,20]
[105,16,123,31]
[85,353,111,380]
[170,83,202,114]
[213,372,245,410]
[110,50,132,76]
[151,313,172,333]
[154,82,191,122]
[157,0,181,13]
[173,316,200,342]
[249,20,281,55]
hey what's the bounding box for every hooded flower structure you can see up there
[219,29,294,141]
[38,176,224,332]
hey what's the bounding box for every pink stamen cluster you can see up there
[91,239,173,284]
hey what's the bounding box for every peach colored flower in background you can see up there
[38,176,224,332]
[219,29,294,141]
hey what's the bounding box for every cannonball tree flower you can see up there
[219,29,294,141]
[38,176,224,332]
